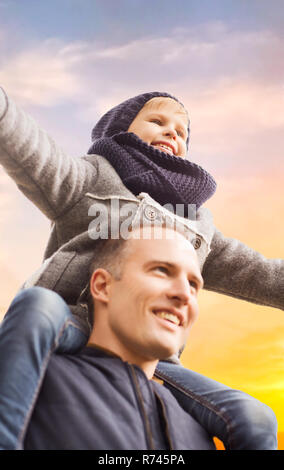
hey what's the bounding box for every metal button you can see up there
[192,236,202,250]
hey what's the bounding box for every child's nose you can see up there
[163,127,177,140]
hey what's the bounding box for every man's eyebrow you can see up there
[145,260,203,288]
[145,260,175,269]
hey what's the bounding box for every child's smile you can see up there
[151,140,176,155]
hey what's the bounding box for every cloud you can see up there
[0,38,83,106]
[1,22,283,202]
[1,22,283,107]
[1,22,284,200]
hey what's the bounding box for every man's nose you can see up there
[166,278,191,306]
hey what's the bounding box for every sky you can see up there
[0,0,284,446]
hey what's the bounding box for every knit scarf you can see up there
[88,131,216,216]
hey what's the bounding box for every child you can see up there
[0,88,281,450]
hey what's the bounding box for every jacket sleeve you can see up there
[0,87,97,221]
[202,228,284,311]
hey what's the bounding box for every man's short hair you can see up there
[86,236,130,325]
[89,237,129,280]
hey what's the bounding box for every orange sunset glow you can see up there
[182,176,284,448]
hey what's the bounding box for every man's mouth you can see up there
[152,309,182,326]
[152,141,176,156]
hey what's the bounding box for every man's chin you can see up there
[150,343,180,362]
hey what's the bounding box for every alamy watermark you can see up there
[88,199,197,240]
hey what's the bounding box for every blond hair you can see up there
[143,96,188,119]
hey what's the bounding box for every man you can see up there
[24,225,215,450]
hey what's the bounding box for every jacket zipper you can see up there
[153,391,174,450]
[128,364,156,450]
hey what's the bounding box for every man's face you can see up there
[128,97,188,158]
[99,228,202,364]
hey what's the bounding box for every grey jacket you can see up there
[0,87,283,337]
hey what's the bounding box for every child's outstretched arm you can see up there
[202,228,284,311]
[0,87,93,449]
[0,87,97,221]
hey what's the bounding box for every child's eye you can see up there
[177,129,185,139]
[150,119,162,125]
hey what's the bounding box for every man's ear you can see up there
[90,269,113,304]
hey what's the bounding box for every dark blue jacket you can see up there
[24,346,215,450]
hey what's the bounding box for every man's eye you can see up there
[155,266,169,274]
[189,280,198,290]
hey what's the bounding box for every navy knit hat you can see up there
[91,91,190,151]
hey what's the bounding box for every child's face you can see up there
[128,98,188,158]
